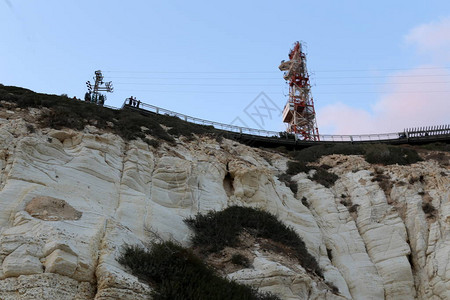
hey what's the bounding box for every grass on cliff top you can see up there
[0,84,218,144]
[287,143,421,171]
[119,241,280,300]
[416,142,450,152]
[283,143,421,188]
[184,206,323,278]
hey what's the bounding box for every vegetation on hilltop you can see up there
[288,143,422,166]
[0,84,219,146]
[277,143,423,190]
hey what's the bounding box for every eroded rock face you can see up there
[0,107,448,299]
[25,196,82,221]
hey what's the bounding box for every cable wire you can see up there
[104,66,450,74]
[114,81,450,86]
[107,74,450,80]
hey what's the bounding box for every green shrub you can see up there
[185,206,323,278]
[291,144,365,164]
[301,196,309,208]
[160,115,216,138]
[119,241,279,300]
[231,253,251,267]
[278,132,296,139]
[0,84,222,144]
[309,168,338,188]
[348,204,360,213]
[418,143,450,152]
[143,138,160,148]
[277,173,297,194]
[285,144,362,188]
[326,281,340,294]
[364,145,422,165]
[26,124,35,133]
[422,202,436,216]
[0,84,186,144]
[286,161,338,188]
[288,143,421,166]
[286,161,310,175]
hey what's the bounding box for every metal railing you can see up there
[405,125,450,138]
[122,100,449,143]
[124,101,281,137]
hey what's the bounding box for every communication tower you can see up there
[86,70,113,105]
[279,42,319,141]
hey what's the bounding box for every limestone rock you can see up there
[43,249,78,277]
[2,245,43,278]
[0,105,449,299]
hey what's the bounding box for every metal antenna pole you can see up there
[85,70,114,105]
[279,41,320,141]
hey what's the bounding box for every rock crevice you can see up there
[0,112,448,299]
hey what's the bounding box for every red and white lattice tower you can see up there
[279,42,320,141]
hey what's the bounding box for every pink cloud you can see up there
[317,18,450,135]
[318,103,376,134]
[318,67,450,135]
[405,17,450,62]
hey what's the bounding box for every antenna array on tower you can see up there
[279,42,320,141]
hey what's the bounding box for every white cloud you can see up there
[405,17,450,63]
[317,18,450,135]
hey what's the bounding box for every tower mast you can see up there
[86,70,114,105]
[279,42,319,141]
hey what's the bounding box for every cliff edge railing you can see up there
[121,100,450,146]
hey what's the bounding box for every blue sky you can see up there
[1,1,449,134]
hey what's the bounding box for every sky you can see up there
[1,0,449,135]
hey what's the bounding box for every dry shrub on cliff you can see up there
[0,84,180,143]
[286,161,310,175]
[364,144,422,165]
[287,143,421,171]
[284,144,362,188]
[417,142,450,152]
[309,167,339,188]
[290,144,365,164]
[231,253,251,267]
[159,114,216,138]
[277,173,298,194]
[185,206,323,278]
[422,202,437,217]
[286,161,338,188]
[119,241,279,300]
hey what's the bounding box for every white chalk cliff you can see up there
[0,105,449,299]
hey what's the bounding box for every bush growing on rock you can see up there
[0,84,225,144]
[277,173,298,194]
[285,144,422,182]
[309,167,339,188]
[364,145,422,165]
[417,142,450,152]
[290,144,365,164]
[185,206,323,278]
[286,161,310,175]
[348,204,360,213]
[422,202,437,217]
[286,161,338,188]
[231,253,251,267]
[119,241,280,300]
